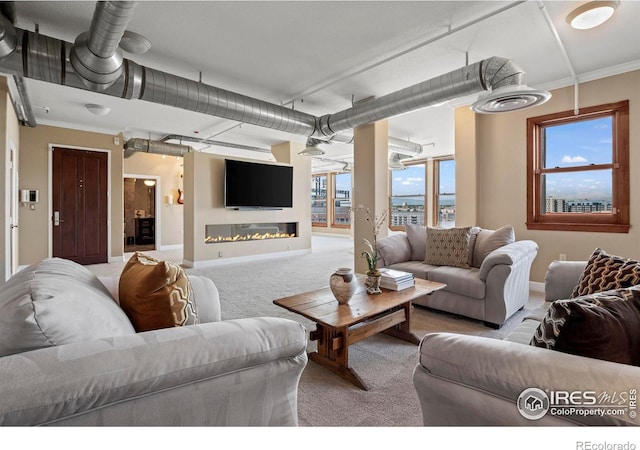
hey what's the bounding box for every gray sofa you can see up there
[376,225,538,327]
[413,259,640,426]
[0,258,307,426]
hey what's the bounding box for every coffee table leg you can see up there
[309,324,369,391]
[382,302,421,345]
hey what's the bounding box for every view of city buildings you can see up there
[312,159,456,230]
[545,197,612,213]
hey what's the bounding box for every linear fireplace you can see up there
[205,222,298,244]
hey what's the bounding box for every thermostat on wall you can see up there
[20,190,39,203]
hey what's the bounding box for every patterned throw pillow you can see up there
[571,248,640,298]
[531,287,640,366]
[119,252,199,332]
[424,227,471,268]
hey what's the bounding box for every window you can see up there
[311,174,328,226]
[390,164,426,229]
[332,172,352,227]
[435,159,455,228]
[527,101,629,233]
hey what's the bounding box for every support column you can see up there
[454,106,478,226]
[353,119,389,274]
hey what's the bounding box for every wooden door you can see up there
[52,147,108,265]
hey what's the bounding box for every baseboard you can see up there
[182,248,311,269]
[158,244,183,251]
[529,281,545,293]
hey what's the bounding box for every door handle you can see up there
[53,211,65,226]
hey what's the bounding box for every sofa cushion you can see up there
[376,234,412,267]
[424,227,471,268]
[405,224,427,261]
[118,252,199,332]
[427,266,485,300]
[471,225,515,268]
[387,261,437,280]
[0,258,135,357]
[531,287,640,366]
[571,248,640,298]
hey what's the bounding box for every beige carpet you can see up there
[87,234,545,427]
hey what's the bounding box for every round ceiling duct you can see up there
[471,85,551,114]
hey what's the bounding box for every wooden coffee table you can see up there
[273,277,446,390]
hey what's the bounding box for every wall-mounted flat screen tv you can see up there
[224,159,293,209]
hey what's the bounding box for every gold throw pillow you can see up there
[119,252,199,332]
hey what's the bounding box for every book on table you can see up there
[380,277,415,291]
[379,268,415,291]
[379,268,414,282]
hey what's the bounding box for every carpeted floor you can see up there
[88,234,545,427]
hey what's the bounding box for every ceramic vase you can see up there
[329,268,358,304]
[365,273,382,294]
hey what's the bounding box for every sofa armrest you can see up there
[376,233,412,267]
[478,240,538,281]
[188,275,221,322]
[99,274,221,323]
[414,332,639,426]
[0,317,307,426]
[544,260,587,301]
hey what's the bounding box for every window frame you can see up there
[388,161,427,231]
[331,172,352,228]
[526,100,629,233]
[433,157,456,228]
[311,173,328,227]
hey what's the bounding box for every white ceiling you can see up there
[8,1,640,171]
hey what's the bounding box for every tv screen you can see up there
[224,159,293,208]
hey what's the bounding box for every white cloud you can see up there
[561,155,588,163]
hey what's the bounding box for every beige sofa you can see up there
[0,258,307,426]
[376,225,538,328]
[413,259,640,426]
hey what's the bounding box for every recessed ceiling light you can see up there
[85,103,111,115]
[566,1,619,30]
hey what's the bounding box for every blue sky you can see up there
[391,161,455,196]
[543,116,612,201]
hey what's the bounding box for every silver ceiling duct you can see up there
[160,134,272,154]
[0,1,550,149]
[124,137,193,158]
[70,1,138,90]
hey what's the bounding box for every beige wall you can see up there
[183,142,312,266]
[18,125,124,265]
[123,152,184,247]
[458,70,640,282]
[1,80,20,282]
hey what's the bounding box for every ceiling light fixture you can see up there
[471,85,551,114]
[298,138,325,156]
[143,179,156,187]
[85,103,111,115]
[388,153,407,171]
[566,1,618,30]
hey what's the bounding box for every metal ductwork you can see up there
[70,1,138,90]
[0,2,35,127]
[160,134,272,154]
[0,2,550,148]
[124,137,193,158]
